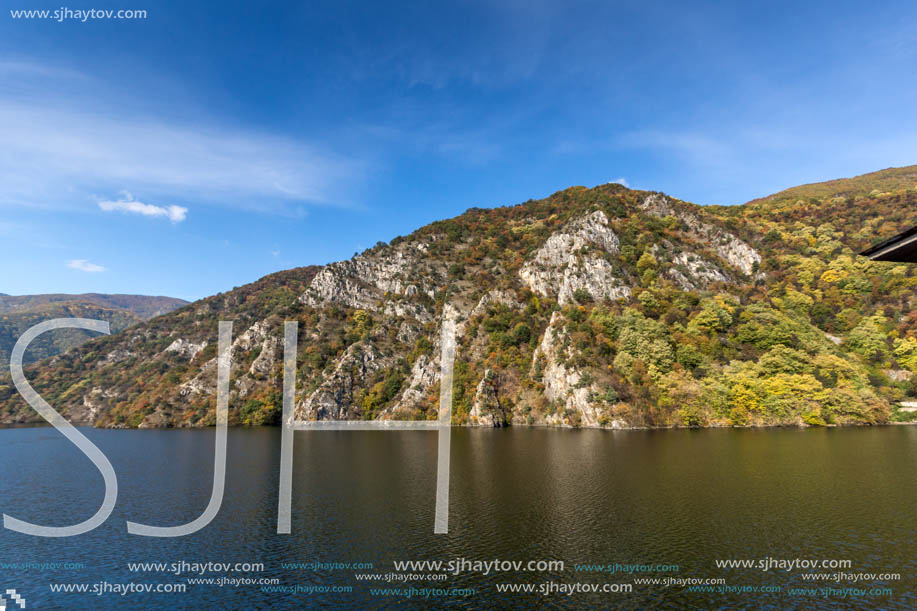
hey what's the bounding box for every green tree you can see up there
[893,336,917,371]
[846,315,889,361]
[758,345,813,376]
[636,251,658,274]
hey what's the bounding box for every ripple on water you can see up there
[0,425,913,609]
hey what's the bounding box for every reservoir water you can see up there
[0,425,914,609]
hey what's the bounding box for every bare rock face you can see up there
[533,312,607,427]
[164,338,207,360]
[671,252,730,287]
[302,266,378,310]
[103,348,134,364]
[138,409,169,428]
[469,369,507,427]
[296,342,392,421]
[519,211,631,304]
[660,247,732,290]
[232,320,271,354]
[230,320,281,379]
[395,353,438,413]
[177,320,277,402]
[396,320,421,344]
[64,385,119,426]
[248,336,279,377]
[387,304,462,418]
[640,194,763,277]
[469,289,520,319]
[178,363,216,400]
[885,369,913,382]
[383,300,435,323]
[299,243,433,313]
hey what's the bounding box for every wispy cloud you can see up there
[616,130,732,164]
[607,177,628,187]
[0,59,85,80]
[67,259,105,273]
[98,192,187,222]
[0,62,367,214]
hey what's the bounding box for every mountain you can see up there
[2,167,917,429]
[0,294,188,365]
[0,293,187,318]
[745,166,917,212]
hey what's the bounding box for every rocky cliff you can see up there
[2,168,917,429]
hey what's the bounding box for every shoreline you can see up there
[2,420,916,431]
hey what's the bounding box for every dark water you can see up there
[0,425,914,609]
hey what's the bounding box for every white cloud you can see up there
[607,177,629,187]
[98,192,187,222]
[67,259,106,273]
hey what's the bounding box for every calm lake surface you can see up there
[0,425,914,609]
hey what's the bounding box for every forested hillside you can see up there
[1,167,916,429]
[0,294,188,365]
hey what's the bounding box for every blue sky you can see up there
[1,0,916,300]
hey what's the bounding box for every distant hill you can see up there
[0,293,187,318]
[744,166,917,211]
[2,167,917,429]
[0,294,188,365]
